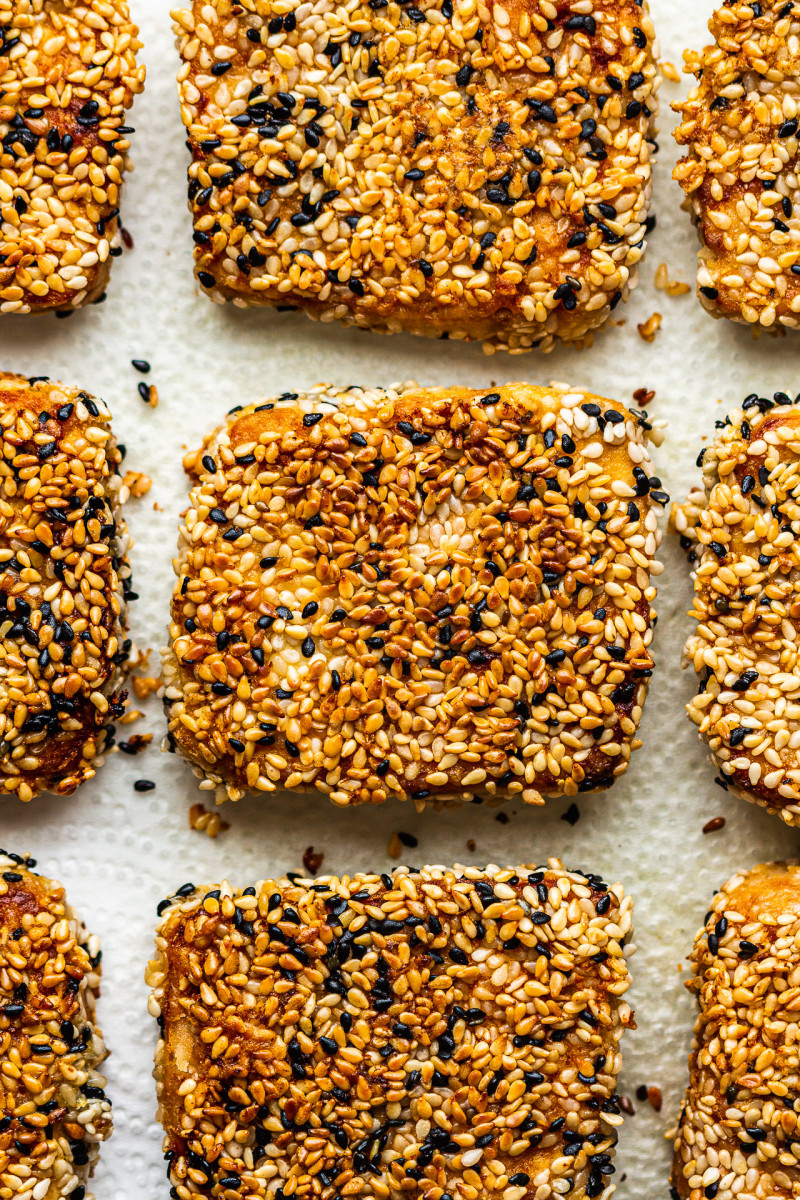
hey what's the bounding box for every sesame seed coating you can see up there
[146,858,635,1200]
[172,0,658,353]
[671,861,800,1200]
[673,394,800,825]
[0,0,145,314]
[0,374,132,802]
[673,0,800,330]
[0,850,112,1200]
[162,381,665,809]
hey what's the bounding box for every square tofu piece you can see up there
[148,861,635,1200]
[673,0,800,330]
[0,375,132,801]
[0,1,144,313]
[172,0,658,351]
[0,850,112,1197]
[671,862,800,1199]
[163,382,664,807]
[674,396,800,824]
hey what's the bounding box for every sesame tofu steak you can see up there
[671,862,800,1200]
[0,850,113,1200]
[674,393,800,825]
[673,0,800,330]
[147,860,635,1200]
[0,0,145,314]
[172,0,659,353]
[0,375,133,802]
[162,382,665,808]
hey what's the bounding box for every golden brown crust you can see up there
[162,381,664,807]
[673,395,800,824]
[673,0,800,329]
[0,374,132,801]
[671,862,800,1200]
[172,0,658,352]
[0,850,112,1199]
[0,0,145,314]
[147,860,635,1200]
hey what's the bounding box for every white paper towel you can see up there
[1,0,800,1195]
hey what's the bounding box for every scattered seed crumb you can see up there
[118,708,145,726]
[655,263,691,296]
[302,846,325,876]
[702,816,726,834]
[397,831,418,848]
[134,779,155,793]
[495,811,510,825]
[189,802,229,839]
[661,60,680,82]
[466,839,476,852]
[561,802,581,826]
[131,359,151,374]
[637,312,662,341]
[122,470,152,499]
[387,832,402,859]
[619,1096,635,1116]
[635,1085,648,1102]
[118,733,153,756]
[633,387,655,407]
[132,676,161,701]
[137,382,159,408]
[647,1086,663,1112]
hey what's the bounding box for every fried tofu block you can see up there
[162,382,665,807]
[147,860,635,1200]
[673,0,800,330]
[0,1,145,314]
[172,0,658,353]
[673,394,800,823]
[671,862,800,1200]
[0,850,112,1199]
[0,375,132,801]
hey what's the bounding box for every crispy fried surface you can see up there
[172,0,658,352]
[671,862,800,1200]
[0,374,132,801]
[0,850,112,1200]
[147,860,634,1200]
[0,1,145,314]
[673,0,800,329]
[673,394,800,824]
[162,382,664,808]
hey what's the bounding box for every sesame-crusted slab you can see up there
[672,393,800,825]
[0,849,112,1200]
[0,0,145,314]
[172,0,658,353]
[670,861,800,1200]
[673,0,800,330]
[162,381,665,808]
[147,859,635,1200]
[0,374,133,801]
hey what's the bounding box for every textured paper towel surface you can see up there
[2,1,800,1195]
